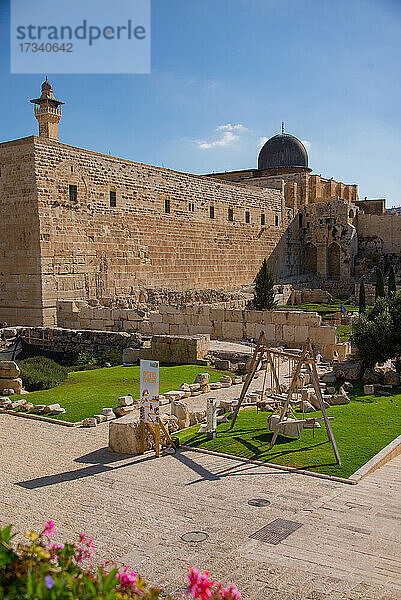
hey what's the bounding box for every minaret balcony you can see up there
[34,105,62,116]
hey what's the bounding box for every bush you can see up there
[97,348,123,367]
[18,357,68,392]
[0,522,241,600]
[351,292,401,367]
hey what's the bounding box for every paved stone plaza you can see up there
[0,414,400,599]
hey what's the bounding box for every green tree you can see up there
[359,280,366,314]
[375,267,385,301]
[388,265,397,297]
[253,259,277,310]
[351,310,393,367]
[388,291,401,358]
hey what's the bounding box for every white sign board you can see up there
[139,360,159,424]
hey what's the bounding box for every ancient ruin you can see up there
[0,79,399,328]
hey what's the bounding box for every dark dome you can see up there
[258,133,308,170]
[41,78,52,91]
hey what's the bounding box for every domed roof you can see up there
[41,77,52,91]
[258,133,308,170]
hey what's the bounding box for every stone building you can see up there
[0,80,399,326]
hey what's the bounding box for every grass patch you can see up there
[336,324,351,342]
[178,382,401,478]
[11,365,229,423]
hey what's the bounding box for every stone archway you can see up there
[328,242,340,279]
[303,243,317,274]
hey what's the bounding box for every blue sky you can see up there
[1,0,400,205]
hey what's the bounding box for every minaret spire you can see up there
[30,78,65,141]
[281,121,285,134]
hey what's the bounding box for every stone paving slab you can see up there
[0,414,400,599]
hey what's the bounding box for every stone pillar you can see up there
[316,244,327,278]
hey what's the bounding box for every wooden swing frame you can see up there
[228,333,341,465]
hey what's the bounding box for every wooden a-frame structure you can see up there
[228,333,341,465]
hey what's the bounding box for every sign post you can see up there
[138,359,176,456]
[139,359,160,456]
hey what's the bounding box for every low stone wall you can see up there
[55,302,344,360]
[291,288,333,304]
[123,335,210,365]
[15,327,141,359]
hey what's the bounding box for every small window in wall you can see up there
[69,184,77,202]
[228,207,233,222]
[245,211,250,224]
[275,215,279,226]
[261,213,265,226]
[349,209,354,219]
[299,213,303,228]
[209,205,215,219]
[70,165,74,173]
[165,198,171,214]
[189,202,195,212]
[110,190,116,207]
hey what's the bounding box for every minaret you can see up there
[30,77,65,141]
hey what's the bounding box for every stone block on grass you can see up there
[118,395,133,406]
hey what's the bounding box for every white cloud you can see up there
[195,123,248,150]
[257,136,269,148]
[301,139,311,150]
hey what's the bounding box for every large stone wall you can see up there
[32,137,292,326]
[0,137,43,326]
[357,214,401,256]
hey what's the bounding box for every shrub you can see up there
[76,352,96,366]
[97,348,123,367]
[254,259,277,310]
[18,357,68,392]
[0,522,241,600]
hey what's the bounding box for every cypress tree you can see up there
[388,265,397,297]
[375,267,385,301]
[254,259,277,310]
[359,280,366,313]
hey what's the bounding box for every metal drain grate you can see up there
[181,531,209,542]
[248,498,270,507]
[250,518,303,545]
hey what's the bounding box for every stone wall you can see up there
[357,214,401,256]
[32,137,291,327]
[15,326,141,358]
[123,334,210,365]
[55,301,341,359]
[0,137,43,326]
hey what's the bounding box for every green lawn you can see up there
[11,365,229,423]
[178,382,401,478]
[278,300,360,316]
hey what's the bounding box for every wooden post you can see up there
[139,420,145,455]
[269,343,309,449]
[228,332,266,431]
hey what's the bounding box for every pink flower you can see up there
[219,585,241,600]
[186,567,215,600]
[116,566,139,593]
[74,533,95,563]
[50,542,64,560]
[42,520,56,539]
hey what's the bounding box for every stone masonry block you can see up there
[221,321,243,340]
